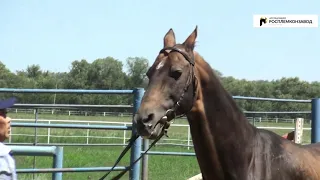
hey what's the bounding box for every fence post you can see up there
[86,123,90,144]
[142,139,149,180]
[130,88,144,180]
[34,108,38,146]
[123,123,127,146]
[52,146,63,180]
[294,118,304,144]
[312,98,320,143]
[33,108,38,180]
[187,126,191,150]
[47,120,51,144]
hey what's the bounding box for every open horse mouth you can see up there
[135,114,170,140]
[141,123,164,139]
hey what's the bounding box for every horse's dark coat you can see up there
[134,27,320,180]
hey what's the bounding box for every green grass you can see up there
[5,112,312,180]
[14,146,200,180]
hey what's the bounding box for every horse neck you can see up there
[186,54,256,179]
[201,73,256,148]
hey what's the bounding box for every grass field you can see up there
[5,112,312,180]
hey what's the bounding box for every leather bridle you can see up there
[159,46,197,124]
[99,45,197,180]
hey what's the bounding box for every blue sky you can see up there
[0,0,319,82]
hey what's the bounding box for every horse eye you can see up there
[170,67,182,80]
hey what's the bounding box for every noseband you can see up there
[159,45,197,127]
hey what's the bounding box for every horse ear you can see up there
[183,26,198,51]
[163,28,176,48]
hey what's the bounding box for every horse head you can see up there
[134,27,198,140]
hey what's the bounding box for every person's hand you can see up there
[0,116,11,142]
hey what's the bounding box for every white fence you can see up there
[8,108,312,124]
[8,118,312,149]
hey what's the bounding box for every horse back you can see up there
[250,129,320,180]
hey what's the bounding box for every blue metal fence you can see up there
[0,88,144,180]
[312,98,320,143]
[1,88,320,180]
[9,146,63,179]
[0,88,134,94]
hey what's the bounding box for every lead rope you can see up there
[109,132,165,180]
[99,126,167,180]
[99,134,140,180]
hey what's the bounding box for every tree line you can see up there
[0,56,319,119]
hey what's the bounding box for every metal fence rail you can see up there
[11,123,138,180]
[12,122,132,130]
[7,118,312,148]
[10,146,63,180]
[0,88,134,94]
[233,96,312,103]
[0,88,145,180]
[1,88,320,180]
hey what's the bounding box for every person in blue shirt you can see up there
[0,97,17,180]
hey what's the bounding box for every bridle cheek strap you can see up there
[158,46,197,124]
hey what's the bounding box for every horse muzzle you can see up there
[135,113,172,140]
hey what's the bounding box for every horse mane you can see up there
[191,51,278,179]
[193,51,253,131]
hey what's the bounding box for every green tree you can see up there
[125,57,149,88]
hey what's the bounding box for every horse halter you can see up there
[158,45,197,129]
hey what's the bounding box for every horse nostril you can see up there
[142,113,155,123]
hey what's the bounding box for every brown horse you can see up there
[134,26,320,180]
